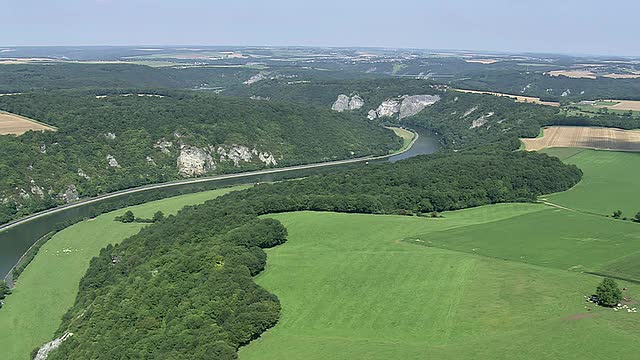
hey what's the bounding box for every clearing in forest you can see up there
[593,100,640,112]
[0,111,56,135]
[521,126,640,152]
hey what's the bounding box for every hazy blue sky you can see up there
[2,0,638,56]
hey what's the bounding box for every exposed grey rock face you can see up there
[34,332,73,360]
[106,154,120,168]
[259,152,277,166]
[62,185,79,203]
[348,95,365,110]
[146,156,156,165]
[331,94,351,112]
[243,72,269,85]
[367,109,378,120]
[154,140,173,154]
[177,146,215,177]
[375,99,402,118]
[399,95,441,119]
[332,94,365,112]
[249,95,270,101]
[39,144,47,154]
[104,132,116,140]
[470,112,495,129]
[217,145,278,167]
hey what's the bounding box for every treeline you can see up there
[47,150,581,359]
[0,90,399,225]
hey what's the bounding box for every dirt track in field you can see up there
[0,111,56,135]
[522,126,640,152]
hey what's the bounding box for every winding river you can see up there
[0,127,440,279]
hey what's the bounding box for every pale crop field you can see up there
[454,89,560,106]
[547,70,597,79]
[522,126,640,152]
[0,111,56,135]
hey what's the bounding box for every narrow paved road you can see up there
[0,130,418,234]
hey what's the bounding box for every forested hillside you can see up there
[47,151,581,360]
[0,90,399,225]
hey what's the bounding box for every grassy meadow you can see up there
[542,148,640,216]
[240,210,640,360]
[0,185,248,360]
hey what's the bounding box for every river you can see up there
[0,127,440,279]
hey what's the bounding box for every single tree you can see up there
[152,211,165,223]
[116,210,135,223]
[612,210,622,219]
[634,212,640,223]
[596,278,623,307]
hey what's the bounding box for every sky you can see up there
[2,0,639,56]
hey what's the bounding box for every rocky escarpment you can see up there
[332,94,365,112]
[177,144,278,177]
[367,95,440,120]
[34,332,73,360]
[177,146,216,177]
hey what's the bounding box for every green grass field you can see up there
[542,149,640,216]
[0,185,248,360]
[240,211,640,360]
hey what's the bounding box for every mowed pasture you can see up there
[522,126,640,151]
[0,111,56,135]
[547,70,597,79]
[0,185,248,360]
[543,149,640,217]
[240,210,640,360]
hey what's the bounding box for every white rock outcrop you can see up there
[331,94,350,112]
[398,95,441,119]
[104,132,116,140]
[217,145,278,167]
[106,155,120,168]
[376,99,402,118]
[470,112,495,129]
[331,94,365,112]
[34,332,73,360]
[367,109,378,120]
[177,146,215,177]
[77,169,90,180]
[243,72,269,85]
[62,185,80,203]
[154,140,173,154]
[30,180,44,197]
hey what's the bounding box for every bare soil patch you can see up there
[522,126,640,152]
[0,111,56,136]
[454,89,560,107]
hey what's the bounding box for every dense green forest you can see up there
[0,90,399,225]
[47,151,581,359]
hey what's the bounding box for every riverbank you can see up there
[0,186,249,360]
[0,127,428,279]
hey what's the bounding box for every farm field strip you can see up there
[0,111,56,135]
[522,126,640,152]
[453,88,560,106]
